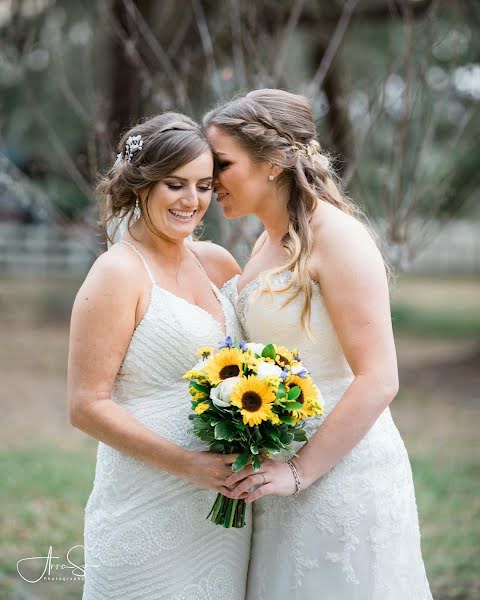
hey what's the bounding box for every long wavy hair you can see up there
[204,89,362,338]
[97,113,210,245]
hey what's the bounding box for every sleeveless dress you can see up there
[223,272,432,600]
[82,241,251,600]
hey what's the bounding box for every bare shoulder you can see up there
[310,202,384,279]
[191,240,242,288]
[73,243,145,312]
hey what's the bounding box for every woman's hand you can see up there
[180,451,241,498]
[223,457,298,503]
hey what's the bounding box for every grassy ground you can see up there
[0,275,479,599]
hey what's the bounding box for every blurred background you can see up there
[0,0,479,598]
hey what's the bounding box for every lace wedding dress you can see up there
[82,241,251,600]
[223,272,432,600]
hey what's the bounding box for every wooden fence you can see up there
[0,220,479,277]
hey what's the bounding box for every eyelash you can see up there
[216,162,231,171]
[167,184,213,192]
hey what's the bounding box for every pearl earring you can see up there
[268,175,275,181]
[133,197,141,221]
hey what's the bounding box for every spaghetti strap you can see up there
[119,240,156,284]
[189,248,211,282]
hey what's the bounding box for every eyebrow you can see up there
[165,175,213,182]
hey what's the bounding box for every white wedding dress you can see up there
[82,241,251,600]
[223,272,432,600]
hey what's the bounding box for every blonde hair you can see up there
[97,113,210,245]
[204,88,361,338]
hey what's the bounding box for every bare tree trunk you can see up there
[108,0,154,146]
[323,65,352,176]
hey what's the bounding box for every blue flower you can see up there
[239,340,248,351]
[280,369,289,381]
[218,336,234,349]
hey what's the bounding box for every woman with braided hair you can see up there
[205,89,432,599]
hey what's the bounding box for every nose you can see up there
[183,184,199,207]
[213,178,224,193]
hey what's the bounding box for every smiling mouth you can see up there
[216,192,229,202]
[168,209,197,221]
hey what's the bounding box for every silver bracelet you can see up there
[285,459,301,497]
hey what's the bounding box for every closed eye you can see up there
[216,160,231,172]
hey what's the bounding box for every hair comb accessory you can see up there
[125,135,144,162]
[290,139,320,162]
[306,139,320,159]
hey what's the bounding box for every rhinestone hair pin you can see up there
[115,134,144,165]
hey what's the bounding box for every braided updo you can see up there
[97,112,210,244]
[204,89,360,338]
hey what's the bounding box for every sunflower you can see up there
[203,347,245,385]
[273,345,296,368]
[230,376,276,426]
[286,375,320,420]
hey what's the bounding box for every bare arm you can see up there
[68,251,237,495]
[293,218,398,488]
[226,216,399,501]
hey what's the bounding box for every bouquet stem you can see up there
[207,493,247,528]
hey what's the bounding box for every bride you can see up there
[68,113,251,599]
[205,89,433,599]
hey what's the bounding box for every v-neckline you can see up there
[235,271,294,298]
[155,282,227,337]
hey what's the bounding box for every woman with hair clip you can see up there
[205,90,432,599]
[68,113,251,599]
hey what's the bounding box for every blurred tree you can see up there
[0,0,478,266]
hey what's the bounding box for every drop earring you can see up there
[133,197,141,221]
[268,175,275,182]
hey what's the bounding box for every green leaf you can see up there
[279,430,294,444]
[209,441,226,453]
[190,381,209,394]
[261,344,276,360]
[293,429,308,442]
[252,456,262,471]
[232,452,250,472]
[280,414,296,425]
[276,383,287,399]
[250,444,259,455]
[214,422,236,442]
[287,386,301,401]
[260,440,281,453]
[234,421,245,431]
[286,401,303,411]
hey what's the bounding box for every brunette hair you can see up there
[98,112,210,244]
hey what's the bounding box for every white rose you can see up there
[210,376,241,408]
[256,361,283,380]
[245,342,266,356]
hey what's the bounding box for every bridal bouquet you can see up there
[184,336,323,528]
